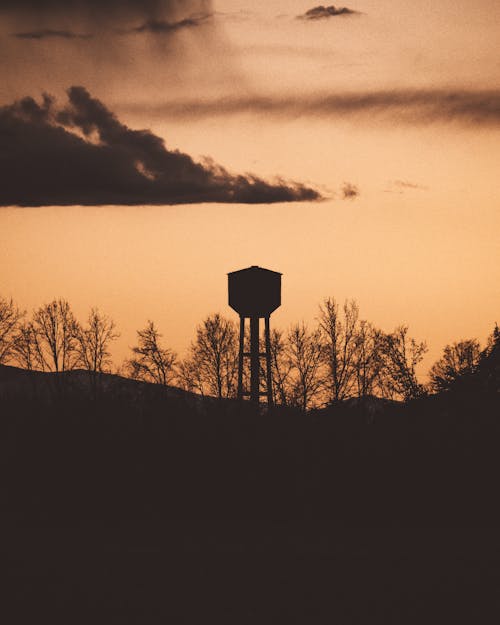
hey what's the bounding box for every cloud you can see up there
[0,87,321,207]
[0,1,213,32]
[126,14,212,35]
[393,180,427,190]
[0,0,205,13]
[12,29,92,39]
[214,10,255,22]
[384,180,428,194]
[341,182,359,199]
[298,5,358,20]
[134,89,500,127]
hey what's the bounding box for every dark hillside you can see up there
[2,365,500,623]
[2,364,500,527]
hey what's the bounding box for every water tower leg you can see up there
[265,316,273,407]
[250,316,260,404]
[237,316,245,400]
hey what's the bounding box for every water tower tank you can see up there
[228,265,281,319]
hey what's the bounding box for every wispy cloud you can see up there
[383,180,428,194]
[0,87,321,207]
[12,29,92,40]
[0,0,214,33]
[342,182,359,199]
[393,180,427,190]
[0,0,211,14]
[133,89,500,127]
[298,5,358,20]
[124,13,212,35]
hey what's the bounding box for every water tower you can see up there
[228,265,282,405]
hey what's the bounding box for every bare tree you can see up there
[352,320,383,398]
[75,308,119,374]
[12,322,39,371]
[128,321,177,386]
[379,325,427,400]
[318,297,359,403]
[285,322,323,411]
[269,328,294,406]
[0,297,24,364]
[32,299,79,372]
[181,313,238,399]
[177,357,205,396]
[476,324,500,393]
[429,339,481,393]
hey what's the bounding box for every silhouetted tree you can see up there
[76,308,119,373]
[0,296,24,364]
[177,357,206,396]
[475,324,500,394]
[12,322,39,371]
[318,297,359,403]
[181,313,238,399]
[353,320,383,398]
[379,325,427,400]
[128,321,177,386]
[32,299,79,372]
[269,328,294,406]
[429,339,481,393]
[285,322,323,411]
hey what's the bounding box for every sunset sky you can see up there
[1,0,499,374]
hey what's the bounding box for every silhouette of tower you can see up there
[228,266,282,405]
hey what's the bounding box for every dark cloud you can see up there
[0,1,213,31]
[0,1,196,13]
[135,89,500,127]
[0,87,321,207]
[341,182,359,199]
[12,29,92,39]
[299,5,357,20]
[126,13,212,35]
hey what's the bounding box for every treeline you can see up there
[0,295,498,409]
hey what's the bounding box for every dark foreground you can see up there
[2,369,500,623]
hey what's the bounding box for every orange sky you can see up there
[1,0,499,375]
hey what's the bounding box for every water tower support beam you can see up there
[250,316,260,404]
